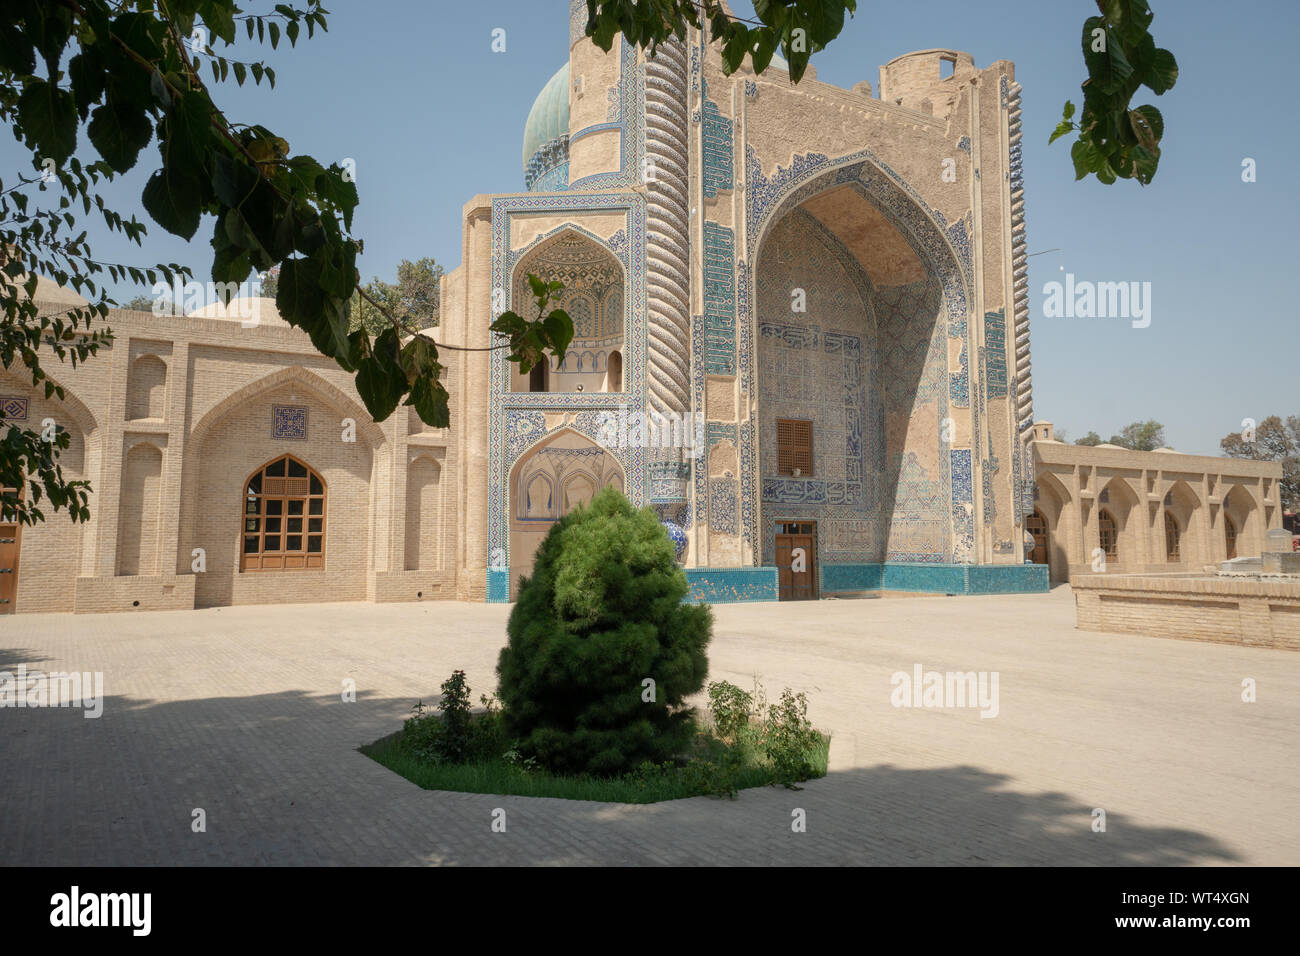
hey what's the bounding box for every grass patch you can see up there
[360,727,830,804]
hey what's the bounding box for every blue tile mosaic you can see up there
[486,568,510,603]
[703,221,736,375]
[701,80,733,199]
[271,404,307,440]
[984,309,1008,399]
[819,562,1047,595]
[684,567,779,603]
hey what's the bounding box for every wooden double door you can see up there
[775,521,817,601]
[1026,510,1049,565]
[1,489,18,614]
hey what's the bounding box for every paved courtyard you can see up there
[2,586,1297,866]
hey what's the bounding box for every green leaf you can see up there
[68,51,108,120]
[1143,47,1178,94]
[17,79,78,163]
[1128,104,1163,150]
[405,374,449,428]
[87,94,153,173]
[543,308,574,362]
[315,165,359,231]
[489,311,526,337]
[1070,137,1103,181]
[355,344,405,422]
[750,29,776,75]
[0,20,37,76]
[1101,0,1153,45]
[141,165,202,238]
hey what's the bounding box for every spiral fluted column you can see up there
[643,39,691,420]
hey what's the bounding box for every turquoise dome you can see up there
[522,63,570,171]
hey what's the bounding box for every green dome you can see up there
[522,63,570,171]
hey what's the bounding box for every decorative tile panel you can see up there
[0,396,28,422]
[984,308,1008,399]
[271,404,308,440]
[701,80,734,198]
[703,221,736,375]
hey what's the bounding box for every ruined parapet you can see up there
[878,49,976,118]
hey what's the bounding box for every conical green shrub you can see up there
[496,485,712,776]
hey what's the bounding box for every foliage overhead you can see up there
[1049,0,1178,185]
[584,0,858,84]
[496,485,712,776]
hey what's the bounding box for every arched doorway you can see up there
[747,154,971,566]
[1026,509,1049,565]
[508,428,624,598]
[511,229,625,394]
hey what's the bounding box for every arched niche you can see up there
[510,228,625,394]
[507,427,624,598]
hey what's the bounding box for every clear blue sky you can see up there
[5,1,1297,456]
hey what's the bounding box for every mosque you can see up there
[0,3,1281,614]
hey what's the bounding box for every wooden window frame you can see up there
[1098,508,1118,560]
[776,418,814,477]
[1164,511,1180,561]
[240,454,327,572]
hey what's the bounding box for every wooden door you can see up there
[1026,510,1049,565]
[775,521,816,601]
[0,487,19,614]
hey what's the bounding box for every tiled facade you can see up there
[33,26,1271,614]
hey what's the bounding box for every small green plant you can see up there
[437,669,473,762]
[762,688,821,787]
[371,669,829,802]
[707,680,754,741]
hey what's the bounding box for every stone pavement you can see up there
[2,586,1297,865]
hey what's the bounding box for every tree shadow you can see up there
[0,648,51,671]
[0,683,1247,866]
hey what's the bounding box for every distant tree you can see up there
[1053,427,1069,444]
[259,265,279,299]
[349,257,444,337]
[1075,431,1104,446]
[121,294,154,311]
[1221,415,1300,511]
[1110,420,1166,451]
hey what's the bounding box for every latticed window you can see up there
[777,419,813,476]
[241,455,326,571]
[1098,508,1118,560]
[1225,514,1238,560]
[1165,511,1180,561]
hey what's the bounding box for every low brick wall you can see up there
[1072,573,1300,650]
[74,575,197,614]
